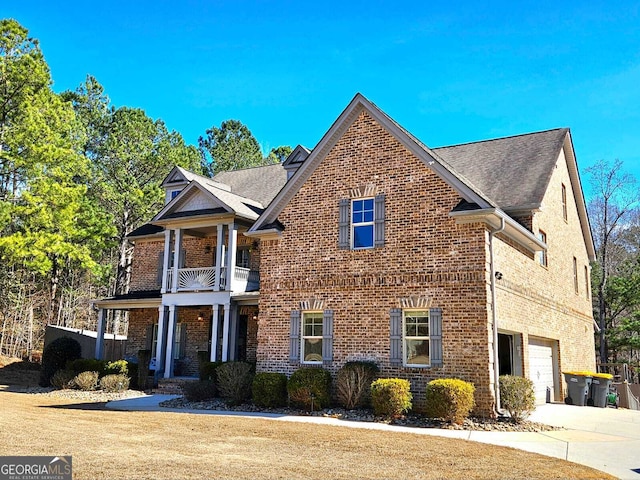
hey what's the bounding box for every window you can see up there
[338,195,385,249]
[352,198,375,249]
[170,189,181,199]
[236,247,251,269]
[584,265,590,300]
[573,257,579,294]
[561,184,567,221]
[404,311,430,366]
[390,308,443,367]
[301,312,324,363]
[538,231,547,267]
[173,323,185,360]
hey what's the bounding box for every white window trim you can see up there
[538,230,547,267]
[301,311,323,364]
[403,310,431,367]
[351,197,375,250]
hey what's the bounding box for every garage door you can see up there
[528,338,555,405]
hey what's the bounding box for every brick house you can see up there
[94,94,595,415]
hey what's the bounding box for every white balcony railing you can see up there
[164,266,258,292]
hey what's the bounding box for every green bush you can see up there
[425,378,475,424]
[252,372,288,408]
[287,367,332,411]
[40,336,82,387]
[50,369,75,389]
[499,375,535,423]
[336,361,379,409]
[105,359,128,376]
[183,380,217,402]
[72,371,99,391]
[100,374,130,393]
[216,362,254,406]
[200,361,224,381]
[370,378,412,418]
[67,358,106,376]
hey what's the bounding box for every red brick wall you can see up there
[257,111,494,412]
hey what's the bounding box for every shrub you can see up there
[199,361,224,381]
[252,372,288,408]
[100,374,130,393]
[105,359,128,376]
[72,371,99,391]
[183,380,217,402]
[499,375,535,423]
[287,367,332,411]
[40,336,82,387]
[51,369,75,389]
[336,361,379,409]
[370,378,412,418]
[216,362,254,406]
[425,378,475,424]
[137,349,151,390]
[67,358,106,376]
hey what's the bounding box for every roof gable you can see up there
[249,93,494,233]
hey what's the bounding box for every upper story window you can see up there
[573,256,579,294]
[538,231,547,267]
[171,190,181,199]
[584,265,590,300]
[352,198,375,249]
[338,194,385,250]
[561,184,568,221]
[236,247,251,269]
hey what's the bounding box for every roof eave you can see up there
[243,228,282,240]
[449,208,546,253]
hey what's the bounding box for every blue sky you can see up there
[4,1,640,198]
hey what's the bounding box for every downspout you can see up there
[489,217,506,416]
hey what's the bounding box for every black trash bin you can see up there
[563,372,592,406]
[588,374,613,407]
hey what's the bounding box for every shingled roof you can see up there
[433,128,569,211]
[213,163,288,206]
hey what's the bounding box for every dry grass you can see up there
[0,358,615,479]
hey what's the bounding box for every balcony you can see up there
[165,267,259,293]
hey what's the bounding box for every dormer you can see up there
[161,166,192,204]
[282,145,311,180]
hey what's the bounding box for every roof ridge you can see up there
[433,127,568,150]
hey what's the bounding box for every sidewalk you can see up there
[107,396,640,479]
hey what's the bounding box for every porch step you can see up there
[152,377,198,395]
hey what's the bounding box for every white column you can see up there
[229,303,238,361]
[160,230,172,293]
[156,306,166,372]
[210,304,220,362]
[95,308,106,359]
[222,303,231,361]
[226,223,237,291]
[164,305,177,378]
[215,224,224,291]
[171,228,182,293]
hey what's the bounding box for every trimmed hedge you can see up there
[100,374,130,393]
[67,358,106,376]
[72,371,99,391]
[499,375,535,423]
[40,336,82,387]
[252,372,288,408]
[370,378,412,418]
[424,378,475,424]
[287,367,332,411]
[183,380,217,402]
[336,361,379,409]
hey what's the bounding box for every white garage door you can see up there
[528,338,555,405]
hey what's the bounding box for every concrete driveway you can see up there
[108,396,640,479]
[491,403,640,480]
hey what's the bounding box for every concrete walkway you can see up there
[107,396,640,479]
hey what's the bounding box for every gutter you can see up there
[489,217,506,416]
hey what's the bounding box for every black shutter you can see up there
[322,310,333,365]
[430,308,443,367]
[289,310,301,363]
[374,194,385,247]
[390,308,403,365]
[145,324,154,350]
[179,323,187,359]
[338,199,350,249]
